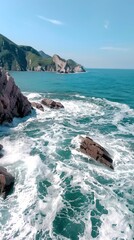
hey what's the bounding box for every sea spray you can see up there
[0,69,134,239]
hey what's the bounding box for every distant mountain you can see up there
[39,50,51,59]
[0,34,27,71]
[0,34,85,73]
[53,54,85,73]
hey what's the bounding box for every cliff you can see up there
[0,68,31,124]
[53,55,85,73]
[0,34,85,73]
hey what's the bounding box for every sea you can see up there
[0,69,134,240]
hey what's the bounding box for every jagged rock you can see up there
[0,69,32,124]
[31,102,44,111]
[41,98,64,109]
[0,166,15,198]
[34,65,44,71]
[52,54,85,73]
[0,144,3,150]
[73,65,85,73]
[79,136,114,169]
[53,54,66,73]
[0,144,3,158]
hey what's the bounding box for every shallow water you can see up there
[0,69,134,239]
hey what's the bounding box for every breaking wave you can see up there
[0,93,134,240]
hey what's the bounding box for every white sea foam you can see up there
[62,100,104,117]
[0,94,133,239]
[74,94,86,99]
[26,92,42,100]
[0,133,42,239]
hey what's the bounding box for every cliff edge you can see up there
[53,54,85,73]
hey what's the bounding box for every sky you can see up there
[0,0,134,69]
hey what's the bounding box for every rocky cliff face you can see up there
[52,54,85,73]
[0,69,31,124]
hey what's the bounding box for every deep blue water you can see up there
[0,69,134,240]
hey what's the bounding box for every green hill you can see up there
[0,34,54,71]
[0,34,85,72]
[0,34,27,70]
[20,45,54,71]
[39,50,51,59]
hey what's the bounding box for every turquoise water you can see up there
[0,69,134,240]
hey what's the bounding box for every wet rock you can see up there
[0,69,32,124]
[0,144,3,150]
[0,166,15,198]
[41,98,64,109]
[0,144,3,158]
[79,136,114,169]
[31,102,44,111]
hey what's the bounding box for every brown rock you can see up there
[41,98,64,109]
[31,102,44,111]
[0,166,15,198]
[80,136,114,169]
[0,69,32,124]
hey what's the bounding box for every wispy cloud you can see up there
[100,46,128,52]
[37,15,63,25]
[104,20,109,29]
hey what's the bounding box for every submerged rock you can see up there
[0,69,32,124]
[31,102,44,111]
[79,136,114,169]
[41,98,64,109]
[0,166,15,198]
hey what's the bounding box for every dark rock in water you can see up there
[0,144,3,150]
[0,144,3,158]
[0,69,32,124]
[31,102,44,112]
[79,136,114,169]
[41,98,64,109]
[0,166,15,199]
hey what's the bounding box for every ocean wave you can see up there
[0,94,133,239]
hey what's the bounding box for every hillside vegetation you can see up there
[0,34,85,73]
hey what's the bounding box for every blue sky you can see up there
[0,0,134,69]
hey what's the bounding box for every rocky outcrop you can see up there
[31,102,44,111]
[0,69,32,124]
[73,65,85,73]
[53,55,66,73]
[52,54,85,73]
[79,136,114,169]
[0,166,15,199]
[0,144,3,158]
[41,98,64,109]
[0,144,3,150]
